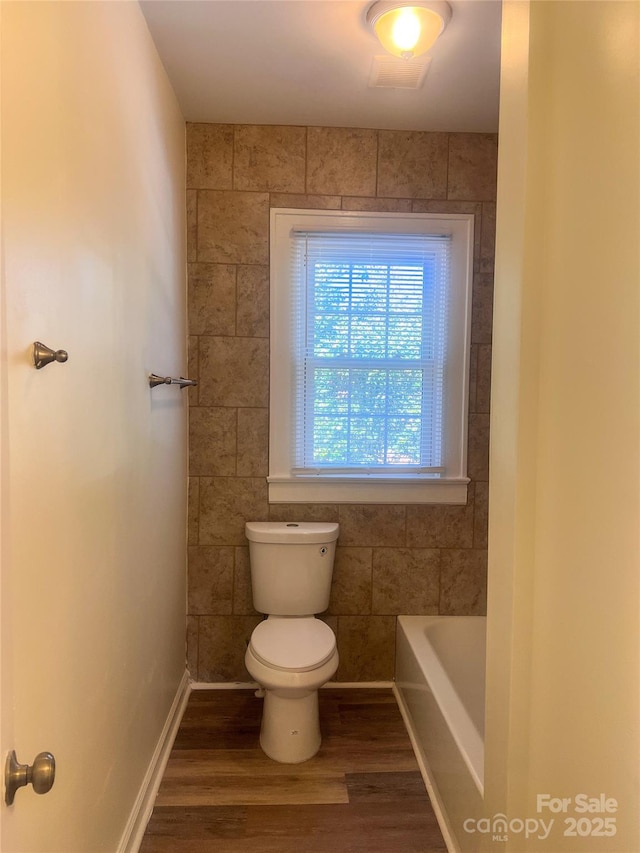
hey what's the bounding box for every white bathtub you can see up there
[395,615,486,852]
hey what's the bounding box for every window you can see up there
[269,209,474,504]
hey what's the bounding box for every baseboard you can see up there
[190,680,394,690]
[118,669,191,853]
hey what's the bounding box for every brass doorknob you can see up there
[5,750,56,805]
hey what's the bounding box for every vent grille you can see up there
[369,55,431,89]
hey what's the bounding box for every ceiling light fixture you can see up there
[366,1,452,60]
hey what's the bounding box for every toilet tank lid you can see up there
[245,521,339,544]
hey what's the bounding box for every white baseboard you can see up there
[189,680,394,691]
[118,669,191,853]
[325,681,394,689]
[190,681,258,690]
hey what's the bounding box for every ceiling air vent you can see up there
[369,55,431,89]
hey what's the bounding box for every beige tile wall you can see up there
[186,123,497,682]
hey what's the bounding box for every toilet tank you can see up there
[245,522,339,615]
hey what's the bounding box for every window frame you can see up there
[268,208,474,505]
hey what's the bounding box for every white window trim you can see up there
[269,208,474,505]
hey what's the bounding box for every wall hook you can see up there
[33,342,68,370]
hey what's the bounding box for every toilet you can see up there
[244,521,340,764]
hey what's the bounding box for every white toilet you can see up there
[244,521,340,764]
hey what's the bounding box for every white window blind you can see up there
[290,231,451,476]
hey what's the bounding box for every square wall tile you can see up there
[480,202,496,273]
[439,550,487,615]
[468,413,490,482]
[198,615,262,681]
[377,131,448,199]
[307,127,377,196]
[187,123,233,190]
[236,408,268,477]
[187,335,199,407]
[471,273,494,344]
[233,547,258,615]
[188,263,236,336]
[199,336,269,407]
[406,492,474,549]
[188,546,234,614]
[372,548,440,614]
[448,133,498,201]
[236,265,269,338]
[188,477,199,546]
[474,481,489,550]
[234,125,306,193]
[197,190,269,265]
[336,616,396,681]
[327,547,373,615]
[476,345,492,414]
[338,505,406,547]
[189,407,237,476]
[199,477,268,546]
[468,344,478,414]
[187,190,197,262]
[186,615,199,677]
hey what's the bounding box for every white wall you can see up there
[1,2,186,850]
[485,2,639,851]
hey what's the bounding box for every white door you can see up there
[0,4,187,850]
[0,103,107,851]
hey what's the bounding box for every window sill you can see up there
[267,476,470,505]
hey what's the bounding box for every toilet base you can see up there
[245,634,339,764]
[259,689,321,764]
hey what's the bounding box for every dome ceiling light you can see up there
[366,1,452,60]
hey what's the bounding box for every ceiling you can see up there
[140,0,502,133]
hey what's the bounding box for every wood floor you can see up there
[140,687,447,853]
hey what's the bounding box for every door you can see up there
[0,47,113,848]
[0,4,187,850]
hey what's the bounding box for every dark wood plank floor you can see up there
[140,687,447,852]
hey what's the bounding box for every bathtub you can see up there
[395,615,486,852]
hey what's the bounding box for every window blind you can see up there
[290,231,451,475]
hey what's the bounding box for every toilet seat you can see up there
[250,617,336,672]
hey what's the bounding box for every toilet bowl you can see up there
[245,616,339,763]
[244,521,340,764]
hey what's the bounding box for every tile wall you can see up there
[186,123,496,681]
